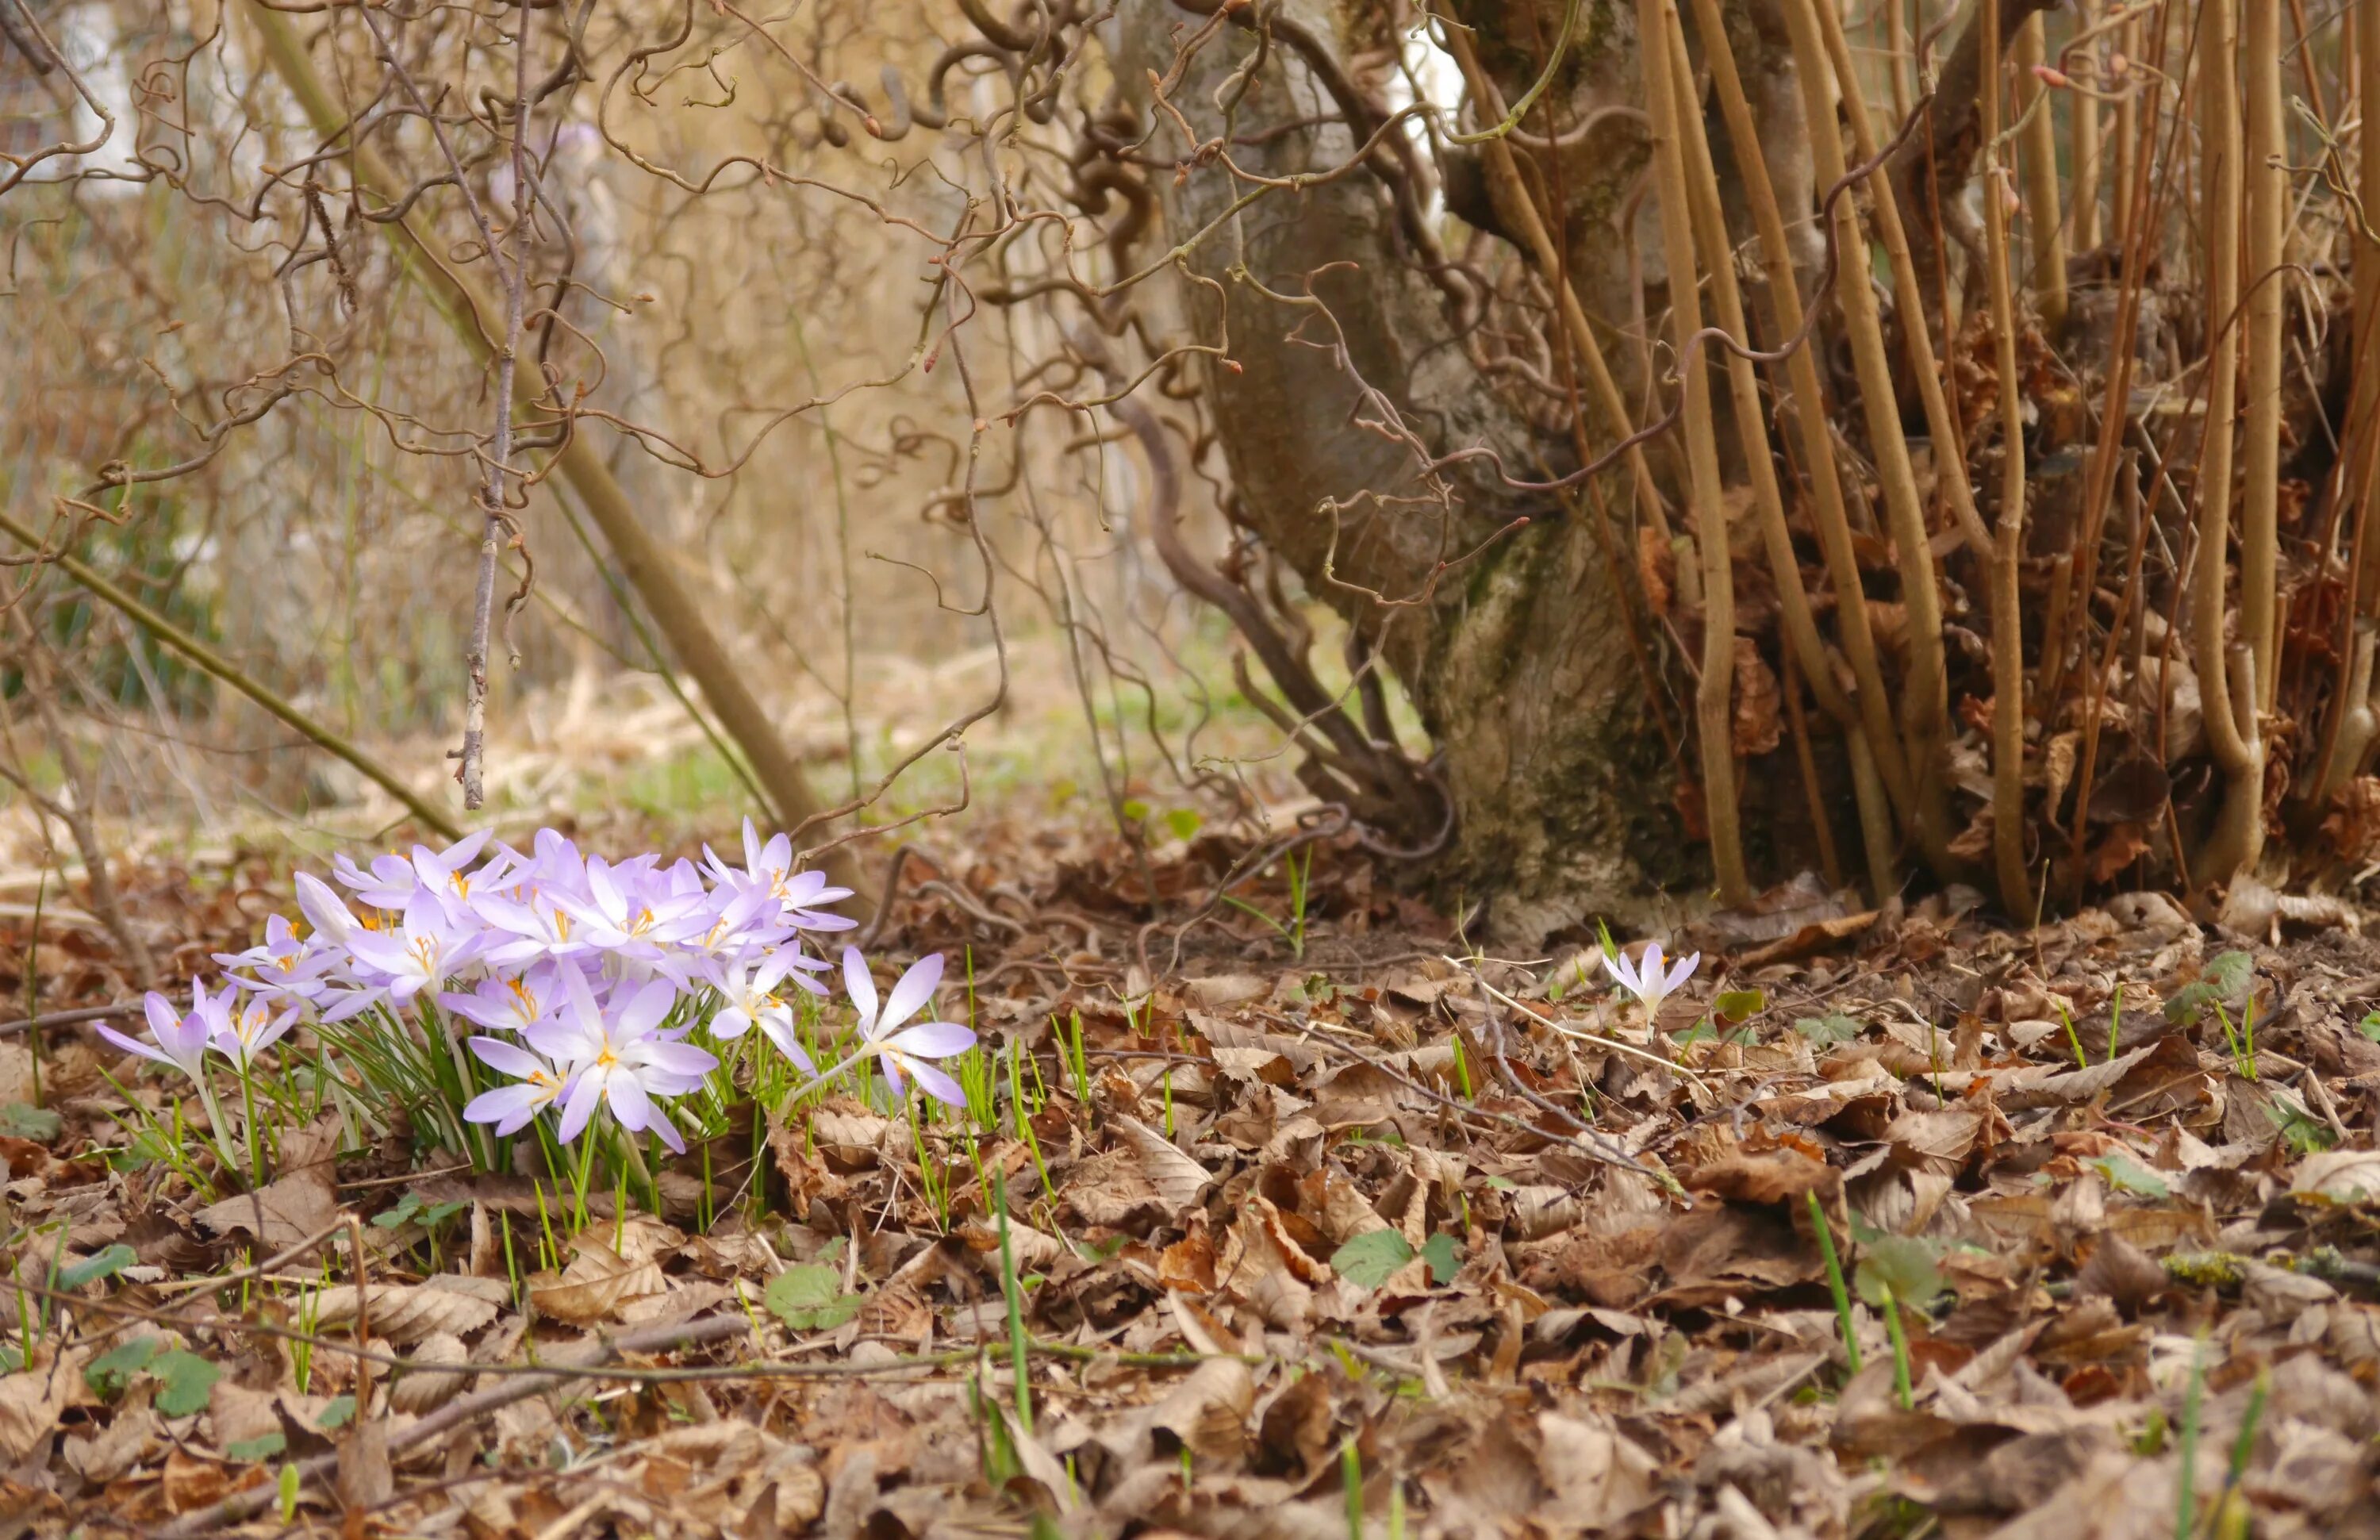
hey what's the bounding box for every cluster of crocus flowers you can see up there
[98,821,976,1162]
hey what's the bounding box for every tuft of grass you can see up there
[1806,1190,1862,1376]
[2178,1331,2207,1540]
[993,1169,1033,1434]
[1341,1435,1365,1540]
[1877,1281,1914,1410]
[1222,845,1313,960]
[2058,998,2090,1071]
[1061,1012,1092,1107]
[2213,1000,2259,1081]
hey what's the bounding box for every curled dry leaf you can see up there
[1110,1112,1215,1218]
[309,1275,505,1345]
[387,1331,471,1415]
[0,1343,90,1465]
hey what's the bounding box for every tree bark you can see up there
[1111,0,1726,937]
[1107,0,1815,935]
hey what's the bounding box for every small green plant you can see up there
[1341,1436,1365,1540]
[1793,1013,1862,1046]
[2090,1152,2172,1198]
[2213,1365,2269,1536]
[994,1170,1033,1434]
[1806,1192,1862,1376]
[2057,999,2090,1071]
[2178,1331,2207,1540]
[2108,984,2125,1062]
[1006,1039,1052,1193]
[2213,999,2259,1081]
[1223,846,1313,959]
[2266,1100,2337,1154]
[1854,1234,1943,1410]
[763,1248,863,1333]
[2166,950,2255,1027]
[1060,1012,1092,1106]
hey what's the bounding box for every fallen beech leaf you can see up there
[0,1345,86,1463]
[2291,1149,2380,1203]
[309,1277,504,1344]
[1110,1113,1214,1217]
[193,1172,340,1251]
[1683,1148,1836,1204]
[1736,912,1880,968]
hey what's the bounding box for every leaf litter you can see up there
[6,836,2380,1536]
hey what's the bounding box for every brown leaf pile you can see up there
[10,850,2380,1538]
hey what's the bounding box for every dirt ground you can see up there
[8,831,2380,1539]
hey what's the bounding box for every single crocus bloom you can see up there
[462,1036,573,1136]
[213,993,298,1070]
[702,947,819,1073]
[843,947,974,1107]
[1603,940,1701,1023]
[98,984,227,1081]
[344,892,486,1004]
[532,971,717,1153]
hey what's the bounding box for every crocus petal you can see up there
[638,1041,720,1078]
[841,947,878,1025]
[464,1083,538,1130]
[644,1107,687,1154]
[144,993,180,1039]
[875,953,945,1038]
[605,1071,653,1133]
[712,1006,754,1040]
[468,1036,549,1079]
[1665,951,1702,994]
[757,1016,816,1075]
[555,1071,601,1143]
[96,1021,171,1067]
[616,977,678,1039]
[882,1021,975,1061]
[902,1058,967,1108]
[1601,951,1638,996]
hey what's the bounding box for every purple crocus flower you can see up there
[343,892,486,1006]
[549,855,707,959]
[461,1036,572,1136]
[217,913,339,1004]
[704,820,854,931]
[440,961,565,1034]
[701,947,820,1073]
[1603,940,1701,1022]
[294,872,362,947]
[98,983,228,1080]
[842,947,974,1107]
[213,993,298,1070]
[531,970,717,1153]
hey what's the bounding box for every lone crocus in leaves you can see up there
[1605,941,1700,1024]
[98,984,228,1081]
[843,947,975,1108]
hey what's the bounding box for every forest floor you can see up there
[8,824,2380,1539]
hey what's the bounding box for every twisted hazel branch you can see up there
[1979,0,2031,916]
[1638,0,1748,908]
[0,505,463,840]
[244,2,850,885]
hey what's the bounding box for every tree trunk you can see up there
[1109,0,1810,937]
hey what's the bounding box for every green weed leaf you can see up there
[153,1350,220,1416]
[84,1336,165,1399]
[1853,1235,1945,1313]
[766,1264,863,1331]
[56,1243,138,1290]
[1330,1230,1414,1290]
[1794,1014,1863,1046]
